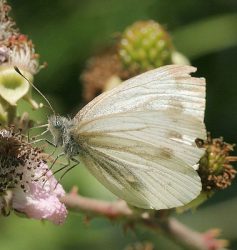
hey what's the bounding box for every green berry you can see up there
[119,20,173,75]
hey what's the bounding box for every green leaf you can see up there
[173,14,237,59]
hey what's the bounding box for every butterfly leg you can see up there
[27,123,48,142]
[31,129,49,140]
[36,152,65,185]
[71,157,80,164]
[55,157,80,177]
[41,157,69,188]
[52,158,79,189]
[49,152,66,170]
[32,138,56,147]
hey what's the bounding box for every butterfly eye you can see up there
[54,116,62,128]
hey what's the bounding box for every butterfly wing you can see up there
[73,65,206,209]
[76,65,205,120]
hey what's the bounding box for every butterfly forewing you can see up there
[76,65,205,120]
[73,65,206,209]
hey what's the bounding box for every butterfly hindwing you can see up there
[75,110,203,209]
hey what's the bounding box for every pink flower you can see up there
[0,129,68,224]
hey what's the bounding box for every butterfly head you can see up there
[48,115,80,157]
[48,115,71,147]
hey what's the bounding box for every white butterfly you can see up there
[48,65,206,210]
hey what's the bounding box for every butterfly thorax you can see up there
[48,115,80,158]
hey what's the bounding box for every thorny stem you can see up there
[61,187,227,250]
[61,187,132,218]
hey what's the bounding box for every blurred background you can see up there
[2,0,237,249]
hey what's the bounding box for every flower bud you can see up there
[177,135,237,213]
[198,135,237,191]
[82,20,191,102]
[81,47,122,102]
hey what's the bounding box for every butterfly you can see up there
[48,65,206,210]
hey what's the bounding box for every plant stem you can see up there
[7,105,16,125]
[61,187,227,250]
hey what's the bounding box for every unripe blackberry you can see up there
[119,20,173,76]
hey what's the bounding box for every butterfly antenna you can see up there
[14,66,55,115]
